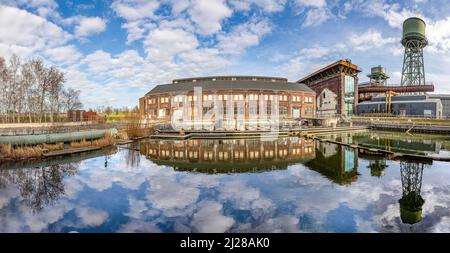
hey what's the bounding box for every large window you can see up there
[292,108,300,118]
[279,106,288,115]
[344,147,355,172]
[344,76,355,115]
[304,108,313,116]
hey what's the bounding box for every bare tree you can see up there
[0,55,81,123]
[20,61,37,123]
[0,57,7,123]
[47,66,65,122]
[105,106,113,114]
[62,87,83,112]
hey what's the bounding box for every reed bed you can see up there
[0,133,116,160]
[0,144,43,159]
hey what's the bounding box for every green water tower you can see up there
[401,17,428,87]
[402,17,427,44]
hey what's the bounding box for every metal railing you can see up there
[356,114,450,120]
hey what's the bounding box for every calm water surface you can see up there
[317,131,450,158]
[1,132,450,232]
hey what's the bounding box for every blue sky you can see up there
[1,0,450,109]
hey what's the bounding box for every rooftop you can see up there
[172,75,288,84]
[145,79,314,96]
[296,60,361,84]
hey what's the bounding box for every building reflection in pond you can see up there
[140,138,316,173]
[325,131,448,156]
[399,161,427,225]
[303,141,359,185]
[359,150,389,178]
[0,163,78,213]
[140,138,359,186]
[368,159,388,177]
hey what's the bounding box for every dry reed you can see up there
[69,133,116,148]
[0,144,43,159]
[43,143,64,151]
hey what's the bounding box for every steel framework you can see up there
[401,39,427,86]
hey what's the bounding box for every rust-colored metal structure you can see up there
[358,85,434,102]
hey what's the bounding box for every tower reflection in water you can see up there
[399,161,427,225]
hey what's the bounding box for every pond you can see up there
[1,132,450,232]
[316,130,450,158]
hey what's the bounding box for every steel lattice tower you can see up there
[398,161,425,225]
[400,17,428,87]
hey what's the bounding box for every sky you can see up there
[0,0,450,109]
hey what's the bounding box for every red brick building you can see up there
[67,110,98,122]
[297,60,361,117]
[139,76,316,130]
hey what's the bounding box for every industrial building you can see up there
[355,17,450,118]
[429,95,450,117]
[139,76,316,130]
[296,60,361,117]
[139,17,449,126]
[357,95,443,117]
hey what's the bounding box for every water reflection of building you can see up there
[358,151,389,177]
[140,138,316,173]
[352,132,442,155]
[368,159,388,177]
[304,141,359,185]
[399,161,427,225]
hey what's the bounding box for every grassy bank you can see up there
[0,133,116,160]
[352,116,450,126]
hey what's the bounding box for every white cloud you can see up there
[218,18,272,55]
[188,0,232,35]
[111,0,159,21]
[298,45,332,58]
[251,215,301,232]
[76,206,108,227]
[277,45,339,80]
[229,0,286,13]
[121,21,147,43]
[295,0,327,8]
[0,5,71,58]
[146,170,200,212]
[292,0,331,28]
[427,17,450,53]
[191,201,234,233]
[118,219,161,232]
[43,45,82,64]
[0,0,59,18]
[349,29,397,51]
[75,16,107,38]
[144,27,199,62]
[82,49,144,76]
[166,0,190,15]
[351,0,420,29]
[302,7,330,27]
